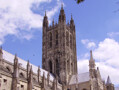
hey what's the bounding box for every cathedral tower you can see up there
[42,5,77,85]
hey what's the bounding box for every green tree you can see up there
[76,0,84,4]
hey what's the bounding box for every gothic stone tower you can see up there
[42,5,77,85]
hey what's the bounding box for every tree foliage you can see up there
[76,0,84,4]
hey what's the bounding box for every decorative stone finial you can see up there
[61,3,63,9]
[30,65,33,72]
[0,46,3,59]
[27,60,30,65]
[38,65,41,75]
[14,54,18,60]
[45,10,47,16]
[52,18,54,26]
[71,13,73,20]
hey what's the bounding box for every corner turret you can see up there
[89,50,95,70]
[70,14,75,29]
[43,11,48,28]
[13,54,19,78]
[27,60,30,79]
[37,66,41,84]
[89,50,96,79]
[42,72,46,89]
[27,66,33,90]
[12,54,19,90]
[106,76,114,90]
[58,4,66,24]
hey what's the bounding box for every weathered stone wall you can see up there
[67,81,90,90]
[0,58,62,90]
[0,74,12,90]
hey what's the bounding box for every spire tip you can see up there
[45,11,47,16]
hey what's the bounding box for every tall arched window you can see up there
[49,60,52,73]
[70,35,72,49]
[66,32,69,46]
[55,31,58,46]
[49,32,52,48]
[6,66,11,73]
[71,63,73,74]
[19,72,25,78]
[67,60,70,73]
[56,59,59,76]
[82,89,87,90]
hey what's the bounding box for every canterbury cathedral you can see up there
[0,6,115,90]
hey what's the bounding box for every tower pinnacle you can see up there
[61,3,63,9]
[89,50,95,69]
[106,76,112,85]
[45,11,46,17]
[58,4,66,23]
[43,11,48,28]
[90,50,93,60]
[70,14,74,27]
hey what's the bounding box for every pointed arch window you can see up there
[6,66,12,73]
[71,63,73,74]
[49,60,52,73]
[70,35,72,49]
[19,72,25,78]
[67,60,70,73]
[82,89,87,90]
[56,58,59,76]
[49,32,52,48]
[55,31,58,46]
[66,32,69,46]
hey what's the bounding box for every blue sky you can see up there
[0,0,119,86]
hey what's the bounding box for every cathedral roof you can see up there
[69,72,90,85]
[2,50,54,81]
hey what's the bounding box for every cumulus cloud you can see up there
[77,59,89,73]
[78,38,119,85]
[0,0,61,45]
[107,32,119,38]
[94,38,119,68]
[81,39,96,49]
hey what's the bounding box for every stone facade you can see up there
[0,6,115,90]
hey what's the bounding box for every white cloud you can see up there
[94,38,119,68]
[87,42,96,48]
[0,40,3,45]
[0,0,61,45]
[81,39,96,49]
[107,32,119,38]
[77,59,89,73]
[81,39,89,44]
[78,38,119,85]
